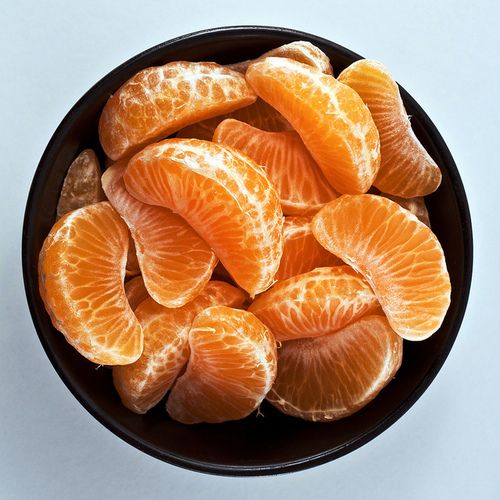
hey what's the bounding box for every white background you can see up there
[1,1,499,498]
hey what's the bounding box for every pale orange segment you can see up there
[176,98,292,141]
[213,119,338,215]
[227,40,333,75]
[102,161,217,307]
[167,306,277,424]
[124,138,284,297]
[113,282,246,414]
[246,57,380,194]
[312,195,451,340]
[99,61,256,160]
[276,216,343,281]
[124,275,150,310]
[338,59,442,197]
[267,315,402,421]
[38,202,142,365]
[381,193,431,227]
[248,266,379,341]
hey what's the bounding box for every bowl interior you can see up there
[23,26,472,475]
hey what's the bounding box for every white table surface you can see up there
[1,1,499,498]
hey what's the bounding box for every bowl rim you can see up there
[22,25,473,476]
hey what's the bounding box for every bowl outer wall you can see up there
[22,26,473,476]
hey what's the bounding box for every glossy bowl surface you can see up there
[22,26,472,476]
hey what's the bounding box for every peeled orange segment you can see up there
[166,306,277,424]
[227,40,333,75]
[213,119,338,215]
[124,275,150,310]
[267,315,402,421]
[381,193,431,227]
[248,266,379,341]
[56,149,106,219]
[176,98,291,141]
[246,57,381,194]
[312,195,451,340]
[102,162,217,308]
[125,236,141,277]
[38,202,142,365]
[98,61,257,160]
[124,138,284,297]
[276,216,343,281]
[338,59,442,197]
[113,281,246,414]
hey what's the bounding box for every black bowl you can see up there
[22,26,472,476]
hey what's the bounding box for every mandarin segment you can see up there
[102,161,218,307]
[176,98,291,141]
[381,193,431,227]
[248,266,379,341]
[38,202,143,365]
[213,119,338,215]
[276,216,343,281]
[56,149,106,219]
[227,40,333,75]
[267,315,403,421]
[124,138,284,297]
[124,275,150,311]
[312,195,451,340]
[338,59,442,197]
[113,282,246,414]
[167,306,277,424]
[246,57,380,194]
[99,61,257,160]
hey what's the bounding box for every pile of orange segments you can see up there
[38,41,451,424]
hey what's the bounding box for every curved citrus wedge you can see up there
[228,40,333,75]
[248,266,379,341]
[38,202,142,365]
[56,149,106,219]
[124,275,150,311]
[102,161,217,307]
[213,119,337,215]
[381,193,430,227]
[113,281,246,414]
[338,59,442,197]
[267,315,402,421]
[167,306,277,423]
[99,61,256,160]
[124,138,284,297]
[177,98,291,140]
[312,195,451,340]
[276,216,343,281]
[246,57,380,194]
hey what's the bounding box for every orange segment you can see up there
[113,281,246,414]
[166,306,277,423]
[276,216,343,281]
[56,149,106,219]
[338,60,442,197]
[102,161,217,307]
[267,315,402,421]
[213,119,338,215]
[248,266,379,341]
[38,202,142,365]
[381,193,431,227]
[246,57,380,194]
[227,40,333,75]
[176,98,291,141]
[124,138,284,297]
[99,62,256,160]
[312,195,451,340]
[124,275,150,310]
